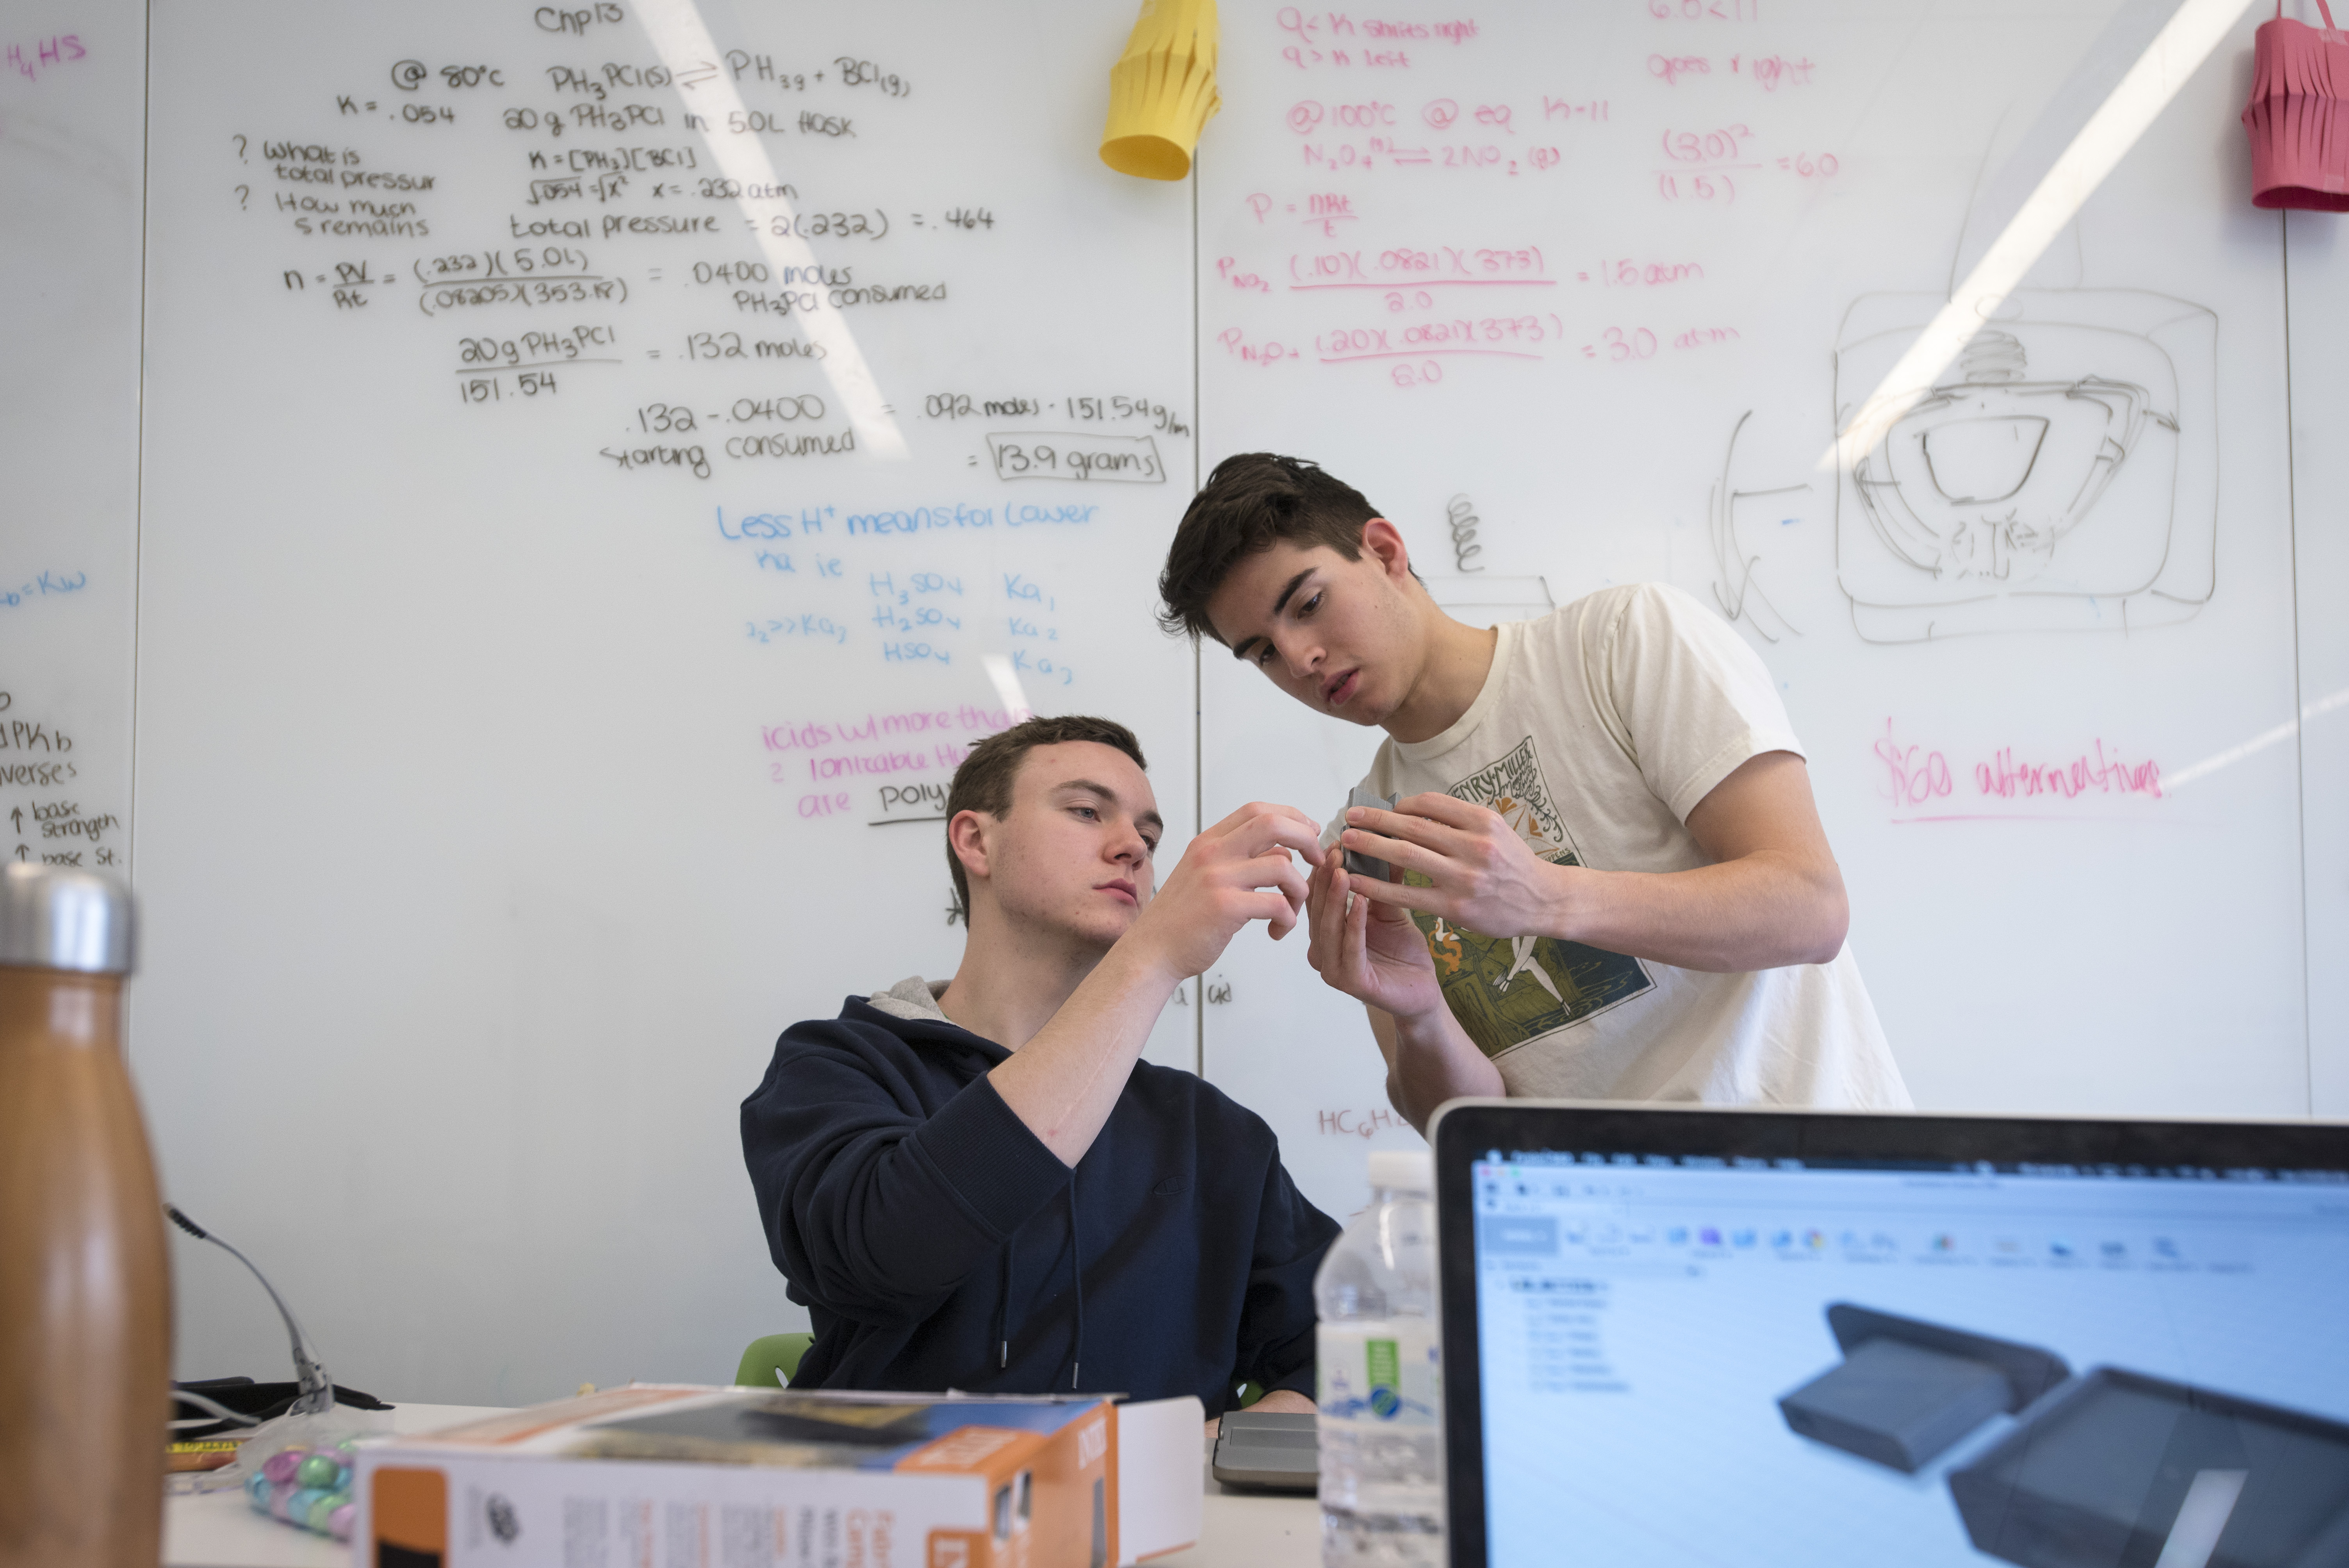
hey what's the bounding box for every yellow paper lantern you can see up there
[1100,0,1221,181]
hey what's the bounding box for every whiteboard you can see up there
[2291,211,2349,1115]
[2,0,2336,1409]
[1196,0,2318,1208]
[131,0,1200,1404]
[0,0,139,894]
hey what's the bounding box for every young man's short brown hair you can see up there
[945,715,1149,922]
[1157,453,1383,643]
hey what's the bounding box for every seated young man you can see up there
[1160,453,1911,1127]
[741,715,1335,1420]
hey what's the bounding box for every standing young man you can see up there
[741,715,1336,1420]
[1160,453,1909,1130]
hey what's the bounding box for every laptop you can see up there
[1429,1100,2349,1568]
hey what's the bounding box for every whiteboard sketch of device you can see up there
[1709,410,1809,646]
[1831,290,2217,642]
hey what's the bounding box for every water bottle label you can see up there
[1319,1322,1441,1426]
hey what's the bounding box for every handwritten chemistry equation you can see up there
[1214,4,1837,396]
[227,23,1190,487]
[195,0,1214,777]
[1215,229,1738,382]
[0,695,114,872]
[718,504,1085,681]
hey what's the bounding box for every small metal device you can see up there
[1210,1409,1318,1492]
[1342,788,1399,882]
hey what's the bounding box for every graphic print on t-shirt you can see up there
[1404,736,1654,1060]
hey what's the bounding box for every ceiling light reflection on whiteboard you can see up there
[1820,0,2258,476]
[633,0,910,458]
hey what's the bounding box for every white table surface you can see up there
[165,1405,504,1568]
[164,1403,1322,1568]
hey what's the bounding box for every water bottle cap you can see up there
[0,863,134,975]
[1367,1148,1433,1193]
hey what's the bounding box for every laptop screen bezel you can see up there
[1430,1100,2349,1568]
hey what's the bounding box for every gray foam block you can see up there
[1780,1336,2016,1474]
[1948,1368,2349,1568]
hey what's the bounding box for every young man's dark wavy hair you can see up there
[1157,453,1385,643]
[945,714,1149,923]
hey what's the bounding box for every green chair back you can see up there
[735,1331,814,1388]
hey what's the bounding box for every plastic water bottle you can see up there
[1315,1148,1443,1567]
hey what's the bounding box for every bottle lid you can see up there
[0,863,134,975]
[1368,1148,1434,1194]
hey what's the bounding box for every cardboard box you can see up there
[351,1385,1204,1568]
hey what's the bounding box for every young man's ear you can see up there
[1361,517,1414,582]
[947,809,994,895]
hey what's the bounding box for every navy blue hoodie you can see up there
[741,984,1339,1415]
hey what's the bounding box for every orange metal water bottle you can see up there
[0,864,167,1567]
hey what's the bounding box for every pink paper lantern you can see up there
[2244,0,2349,210]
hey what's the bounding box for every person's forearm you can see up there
[1540,851,1848,971]
[1372,1006,1503,1134]
[988,941,1179,1166]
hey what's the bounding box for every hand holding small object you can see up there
[1304,845,1446,1023]
[1335,792,1563,938]
[1333,787,1397,880]
[1128,800,1323,981]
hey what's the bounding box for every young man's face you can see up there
[967,740,1164,950]
[1201,527,1418,727]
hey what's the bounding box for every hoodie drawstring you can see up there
[1066,1167,1085,1391]
[995,1248,1014,1369]
[992,1169,1087,1389]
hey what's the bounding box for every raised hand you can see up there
[1334,793,1564,938]
[1125,801,1325,982]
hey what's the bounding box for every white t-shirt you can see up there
[1355,583,1910,1108]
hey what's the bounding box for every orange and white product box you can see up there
[350,1384,1204,1568]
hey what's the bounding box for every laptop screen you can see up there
[1440,1111,2349,1568]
